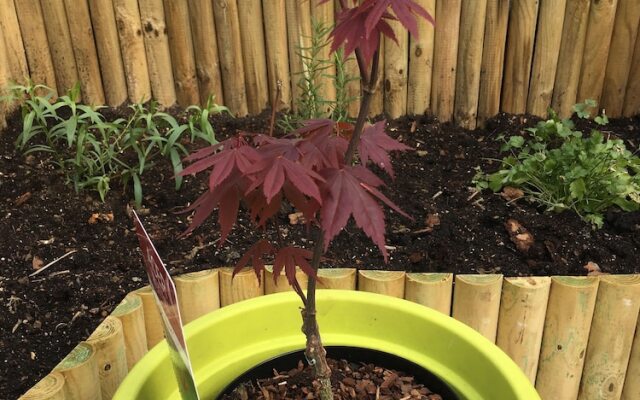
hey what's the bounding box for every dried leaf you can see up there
[15,192,32,206]
[88,212,114,224]
[584,261,608,276]
[500,186,525,202]
[504,219,534,252]
[32,256,44,270]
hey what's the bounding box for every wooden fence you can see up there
[20,268,640,400]
[1,0,640,131]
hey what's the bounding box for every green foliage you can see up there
[7,83,227,207]
[474,108,640,228]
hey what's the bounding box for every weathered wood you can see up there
[262,0,291,111]
[40,0,79,96]
[477,0,510,126]
[317,268,357,290]
[0,26,10,130]
[63,0,105,105]
[552,0,591,118]
[111,293,147,370]
[578,275,640,400]
[404,273,453,315]
[601,0,640,117]
[87,316,128,399]
[264,265,309,295]
[219,267,263,306]
[286,0,313,114]
[454,0,488,129]
[54,342,101,400]
[501,0,539,114]
[175,269,220,324]
[213,0,248,116]
[622,315,640,399]
[496,277,551,383]
[527,0,568,116]
[88,0,128,106]
[0,0,28,83]
[367,39,383,118]
[237,0,269,114]
[113,0,152,103]
[135,286,164,348]
[535,277,599,400]
[187,0,224,104]
[452,274,503,342]
[577,0,619,107]
[431,0,462,122]
[357,271,405,298]
[384,19,409,119]
[407,0,435,115]
[163,0,199,106]
[623,28,640,116]
[311,0,336,112]
[19,372,65,400]
[138,0,177,108]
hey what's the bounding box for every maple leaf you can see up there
[365,0,435,39]
[358,120,412,178]
[319,166,409,261]
[234,239,276,281]
[273,246,317,297]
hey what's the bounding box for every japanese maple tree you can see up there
[180,1,433,398]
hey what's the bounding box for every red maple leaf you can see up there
[273,246,317,297]
[234,239,276,281]
[358,120,411,178]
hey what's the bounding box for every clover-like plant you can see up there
[180,1,433,398]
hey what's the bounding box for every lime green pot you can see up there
[114,290,539,399]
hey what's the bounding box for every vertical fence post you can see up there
[431,0,462,122]
[317,268,357,290]
[88,0,128,107]
[264,266,309,295]
[311,0,337,114]
[262,0,291,111]
[623,33,640,116]
[135,286,165,349]
[164,0,199,106]
[188,0,224,105]
[175,269,220,324]
[0,0,28,84]
[552,0,591,118]
[0,26,9,130]
[237,0,269,114]
[358,271,406,298]
[454,0,488,129]
[384,20,409,119]
[286,0,313,114]
[54,342,101,400]
[601,0,640,117]
[86,316,128,400]
[19,372,66,400]
[501,0,539,115]
[407,0,435,116]
[527,0,567,117]
[219,267,263,306]
[622,316,640,399]
[404,273,453,315]
[111,293,148,370]
[452,274,503,342]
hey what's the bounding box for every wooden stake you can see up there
[187,0,224,105]
[311,0,336,113]
[219,267,263,307]
[286,0,313,114]
[40,0,80,96]
[623,21,640,117]
[357,271,405,298]
[527,0,568,117]
[19,372,66,400]
[317,268,357,290]
[175,269,220,324]
[262,0,291,111]
[237,0,269,114]
[111,293,148,370]
[578,275,640,400]
[63,0,105,105]
[384,19,409,119]
[622,315,640,399]
[87,316,128,399]
[54,342,101,400]
[264,265,309,295]
[113,0,152,103]
[452,274,503,342]
[405,273,453,315]
[577,0,619,107]
[213,0,248,116]
[163,0,199,106]
[454,0,488,129]
[601,0,640,117]
[135,286,164,348]
[138,0,177,108]
[407,0,435,115]
[0,0,28,83]
[0,26,10,130]
[87,0,128,106]
[477,0,510,126]
[501,0,539,114]
[430,0,461,122]
[496,277,551,383]
[535,276,599,400]
[552,0,591,118]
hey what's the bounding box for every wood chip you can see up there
[88,212,114,224]
[504,219,534,252]
[14,192,32,206]
[500,186,524,202]
[32,256,43,271]
[584,261,608,276]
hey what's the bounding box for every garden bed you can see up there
[1,108,639,399]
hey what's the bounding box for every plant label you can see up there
[132,211,200,400]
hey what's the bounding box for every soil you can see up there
[1,107,639,399]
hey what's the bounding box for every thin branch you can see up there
[29,250,78,277]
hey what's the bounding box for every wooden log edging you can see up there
[20,271,640,399]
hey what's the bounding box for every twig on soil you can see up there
[466,189,480,202]
[28,250,77,278]
[432,190,443,200]
[11,319,21,334]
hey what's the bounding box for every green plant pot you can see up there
[114,290,539,399]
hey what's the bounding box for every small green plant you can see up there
[474,106,640,228]
[7,83,227,207]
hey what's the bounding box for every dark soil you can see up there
[1,107,639,399]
